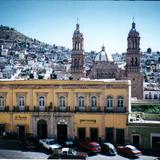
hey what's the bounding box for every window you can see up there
[105,128,114,143]
[0,96,5,110]
[145,94,148,99]
[59,96,66,107]
[116,129,125,145]
[91,96,97,107]
[38,96,45,111]
[18,96,25,111]
[131,58,134,65]
[117,96,124,107]
[135,57,138,65]
[90,128,98,141]
[154,94,157,99]
[149,92,152,99]
[107,96,113,108]
[78,128,86,141]
[78,96,85,107]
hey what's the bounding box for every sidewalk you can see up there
[0,138,23,150]
[142,149,160,157]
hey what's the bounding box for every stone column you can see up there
[101,113,105,142]
[113,127,116,145]
[32,116,37,136]
[125,127,129,144]
[54,115,57,139]
[30,88,33,111]
[47,114,51,138]
[49,113,54,138]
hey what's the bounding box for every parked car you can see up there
[79,141,101,153]
[117,145,142,157]
[48,147,88,159]
[64,139,74,148]
[101,143,117,156]
[24,137,38,149]
[39,138,61,151]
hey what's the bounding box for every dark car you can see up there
[64,139,74,148]
[24,137,38,149]
[48,147,88,159]
[79,141,101,153]
[117,145,142,157]
[101,143,117,156]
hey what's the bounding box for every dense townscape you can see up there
[0,25,160,99]
[0,22,159,160]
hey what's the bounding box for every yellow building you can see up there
[0,79,131,144]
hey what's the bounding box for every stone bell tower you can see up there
[71,23,84,80]
[126,21,143,99]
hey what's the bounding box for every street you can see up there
[0,149,158,159]
[0,149,48,159]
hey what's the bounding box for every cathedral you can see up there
[87,45,122,80]
[71,21,143,99]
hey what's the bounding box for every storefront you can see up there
[32,112,74,142]
[129,123,160,149]
[13,113,31,137]
[0,124,5,136]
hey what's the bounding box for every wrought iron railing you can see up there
[0,106,127,113]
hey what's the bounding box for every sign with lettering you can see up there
[14,115,27,121]
[80,119,96,124]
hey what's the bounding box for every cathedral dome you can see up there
[128,22,139,37]
[73,23,83,38]
[95,45,108,62]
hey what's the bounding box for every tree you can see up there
[29,73,34,79]
[157,51,160,55]
[147,48,151,53]
[69,76,73,80]
[50,73,57,79]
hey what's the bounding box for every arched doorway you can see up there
[132,134,140,148]
[57,120,67,144]
[37,119,47,139]
[57,124,67,144]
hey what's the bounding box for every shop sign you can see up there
[14,115,27,121]
[80,119,96,124]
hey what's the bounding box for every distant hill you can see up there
[0,25,42,45]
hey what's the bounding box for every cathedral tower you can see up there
[126,21,143,99]
[71,23,84,80]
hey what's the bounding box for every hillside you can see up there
[0,25,42,45]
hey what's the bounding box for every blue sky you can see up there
[0,0,160,54]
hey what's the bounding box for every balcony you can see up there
[115,106,126,113]
[0,105,127,113]
[0,106,9,112]
[58,106,67,112]
[12,106,30,112]
[90,106,100,112]
[76,106,86,112]
[104,106,114,113]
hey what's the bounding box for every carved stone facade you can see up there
[32,112,74,139]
